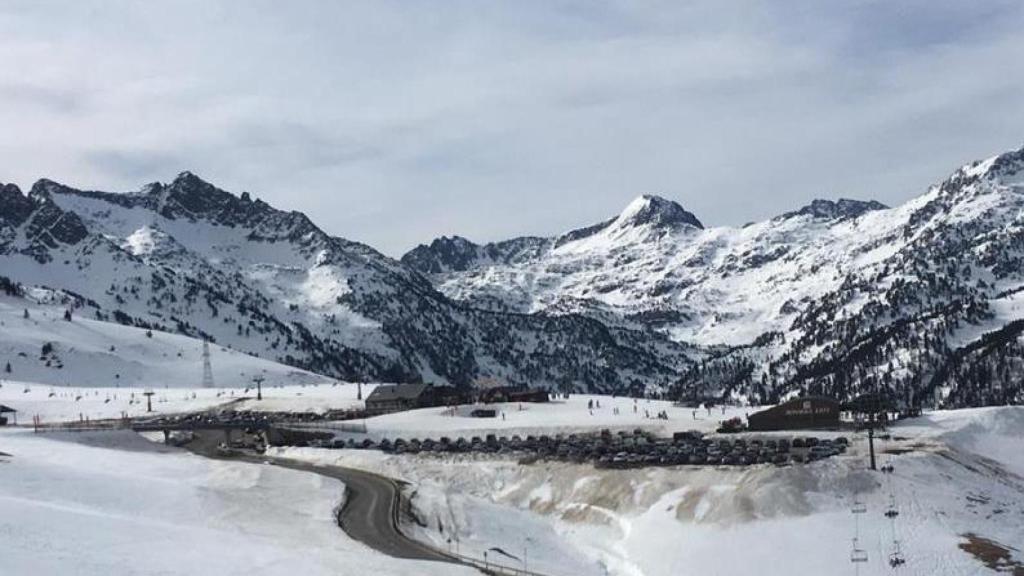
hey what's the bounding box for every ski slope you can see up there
[0,428,472,576]
[0,296,328,389]
[0,380,375,424]
[356,394,752,439]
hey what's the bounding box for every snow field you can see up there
[280,406,1024,576]
[0,296,328,389]
[0,379,375,423]
[0,428,474,576]
[353,395,754,439]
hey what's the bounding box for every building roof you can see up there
[748,396,839,420]
[365,383,429,403]
[0,404,16,413]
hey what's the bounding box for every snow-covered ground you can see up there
[0,296,328,389]
[0,380,375,423]
[0,428,474,576]
[280,406,1024,576]
[352,395,752,439]
[3,378,1021,576]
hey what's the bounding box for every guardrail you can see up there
[30,415,132,432]
[130,420,263,432]
[280,420,368,433]
[386,476,556,576]
[447,551,553,576]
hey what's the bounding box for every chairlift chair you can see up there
[852,500,867,514]
[885,493,899,518]
[850,538,868,563]
[889,541,906,568]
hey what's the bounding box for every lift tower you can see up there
[201,340,215,388]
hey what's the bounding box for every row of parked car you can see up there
[311,428,849,469]
[136,408,358,431]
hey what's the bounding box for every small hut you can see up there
[0,404,17,426]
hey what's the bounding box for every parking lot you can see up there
[315,428,849,469]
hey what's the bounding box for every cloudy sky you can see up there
[1,1,1023,255]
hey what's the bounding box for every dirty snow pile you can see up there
[0,428,473,576]
[280,406,1024,576]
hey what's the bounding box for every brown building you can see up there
[0,404,16,426]
[747,396,840,431]
[364,383,468,415]
[478,386,550,404]
[364,383,431,415]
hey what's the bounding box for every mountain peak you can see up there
[987,144,1024,180]
[170,170,215,191]
[0,183,35,226]
[401,235,481,274]
[781,198,888,221]
[28,178,73,202]
[614,194,704,230]
[159,171,245,220]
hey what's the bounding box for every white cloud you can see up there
[1,1,1023,255]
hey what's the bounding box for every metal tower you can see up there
[201,340,215,388]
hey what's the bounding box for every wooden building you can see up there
[364,383,468,415]
[747,396,840,431]
[365,383,431,415]
[0,404,16,426]
[477,386,550,404]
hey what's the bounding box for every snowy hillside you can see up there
[0,295,326,389]
[404,145,1024,407]
[0,173,695,392]
[283,406,1024,576]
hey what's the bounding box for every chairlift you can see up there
[888,541,906,568]
[885,493,899,518]
[852,500,867,514]
[850,538,868,563]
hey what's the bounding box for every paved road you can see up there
[185,432,459,565]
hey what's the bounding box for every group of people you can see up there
[585,397,670,420]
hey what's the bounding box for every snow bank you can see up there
[0,428,472,576]
[283,406,1024,576]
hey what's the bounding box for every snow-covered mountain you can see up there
[0,293,327,389]
[404,145,1024,407]
[0,173,693,392]
[7,145,1024,406]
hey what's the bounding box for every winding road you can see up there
[185,432,459,565]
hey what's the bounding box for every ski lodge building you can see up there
[746,396,840,431]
